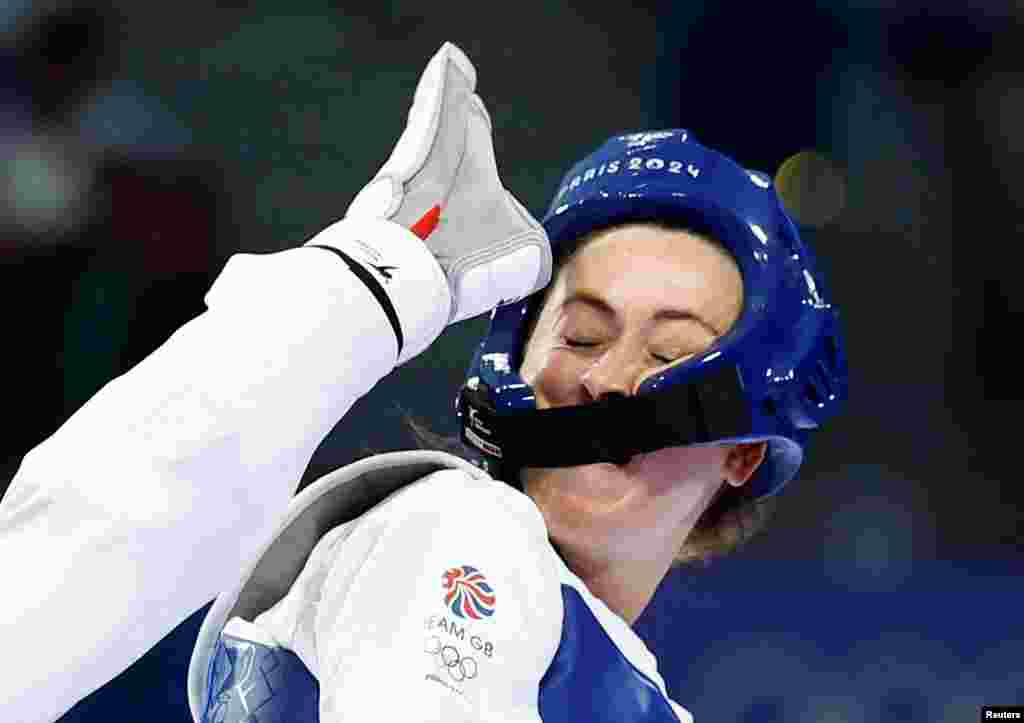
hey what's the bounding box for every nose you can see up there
[579,344,645,403]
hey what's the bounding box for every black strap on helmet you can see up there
[459,364,752,472]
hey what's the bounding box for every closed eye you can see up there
[567,339,676,365]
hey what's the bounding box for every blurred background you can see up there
[0,0,1018,721]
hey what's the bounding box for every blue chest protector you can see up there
[188,452,682,723]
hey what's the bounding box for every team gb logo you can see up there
[442,566,496,620]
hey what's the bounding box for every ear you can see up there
[723,442,768,488]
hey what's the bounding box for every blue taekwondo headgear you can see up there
[454,129,848,500]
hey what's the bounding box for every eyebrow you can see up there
[563,290,722,337]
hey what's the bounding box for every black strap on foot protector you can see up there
[307,244,404,358]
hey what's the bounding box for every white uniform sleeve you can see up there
[0,217,450,723]
[312,471,562,723]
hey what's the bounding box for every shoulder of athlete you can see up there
[316,466,565,716]
[364,467,550,544]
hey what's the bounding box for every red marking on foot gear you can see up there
[410,205,441,240]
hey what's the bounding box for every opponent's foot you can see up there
[345,42,552,324]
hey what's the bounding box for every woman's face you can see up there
[518,223,752,566]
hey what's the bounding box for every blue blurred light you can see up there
[0,0,33,34]
[76,79,192,154]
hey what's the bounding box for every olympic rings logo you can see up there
[424,636,479,682]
